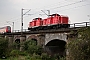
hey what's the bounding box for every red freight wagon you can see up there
[35,18,42,27]
[61,15,69,24]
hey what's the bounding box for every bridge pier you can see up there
[8,35,14,50]
[8,35,14,44]
[20,35,26,51]
[37,34,45,47]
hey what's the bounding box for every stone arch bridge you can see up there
[0,27,79,56]
[3,30,77,56]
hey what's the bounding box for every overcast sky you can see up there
[0,0,90,31]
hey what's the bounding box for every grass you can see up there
[0,56,26,60]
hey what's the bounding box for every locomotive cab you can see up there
[6,26,11,33]
[28,18,42,31]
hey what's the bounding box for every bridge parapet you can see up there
[70,22,90,28]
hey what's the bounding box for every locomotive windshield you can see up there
[7,26,11,31]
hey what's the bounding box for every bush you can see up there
[0,37,8,58]
[10,50,19,57]
[24,40,42,55]
[67,27,90,60]
[18,51,27,56]
[10,50,28,57]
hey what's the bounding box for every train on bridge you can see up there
[0,26,11,33]
[28,14,70,31]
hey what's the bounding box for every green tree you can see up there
[67,27,90,60]
[24,40,42,55]
[0,37,8,58]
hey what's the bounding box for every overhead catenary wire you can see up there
[4,0,85,23]
[25,0,86,18]
[48,0,84,10]
[25,0,85,17]
[56,3,90,13]
[3,0,68,22]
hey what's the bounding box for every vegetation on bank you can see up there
[67,27,90,60]
[0,37,8,58]
[0,37,65,60]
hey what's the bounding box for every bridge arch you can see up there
[14,39,20,49]
[46,39,66,46]
[31,38,37,45]
[45,39,66,56]
[45,33,67,45]
[15,39,20,43]
[14,35,20,43]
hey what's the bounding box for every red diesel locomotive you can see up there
[0,26,11,33]
[28,14,70,31]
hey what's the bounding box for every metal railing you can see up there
[12,22,90,33]
[70,22,90,28]
[13,29,29,33]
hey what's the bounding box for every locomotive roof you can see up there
[33,18,42,20]
[49,14,60,16]
[0,26,11,29]
[60,15,68,17]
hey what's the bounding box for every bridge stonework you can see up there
[0,31,76,58]
[45,33,67,45]
[26,34,45,46]
[7,33,68,47]
[25,33,68,46]
[8,35,14,48]
[14,35,20,41]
